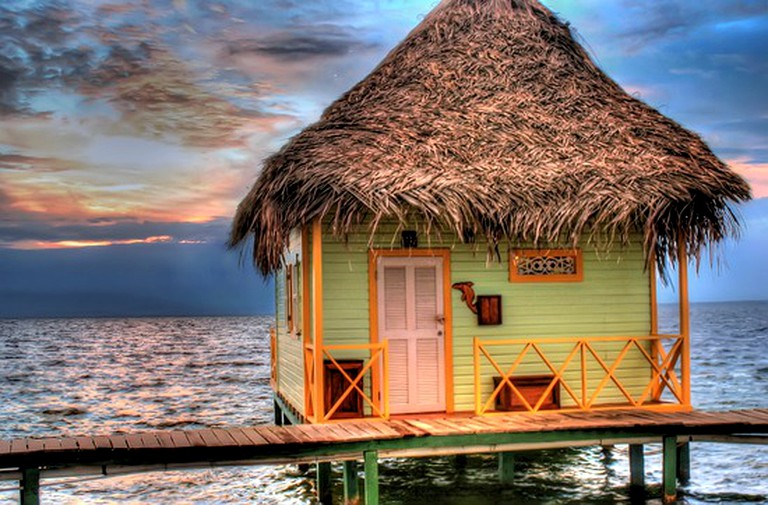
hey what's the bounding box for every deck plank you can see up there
[139,433,162,449]
[197,430,224,447]
[26,438,45,452]
[252,427,283,445]
[226,428,255,447]
[238,428,270,446]
[93,436,113,450]
[185,430,208,448]
[169,431,192,448]
[155,432,176,449]
[75,437,97,451]
[110,435,129,450]
[211,429,239,447]
[40,438,62,451]
[10,439,28,453]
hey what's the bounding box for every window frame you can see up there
[509,248,584,283]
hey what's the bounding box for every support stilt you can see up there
[498,451,515,485]
[662,436,678,504]
[364,450,379,505]
[454,454,467,471]
[316,461,332,505]
[20,468,40,505]
[343,460,360,504]
[628,444,645,502]
[273,400,283,426]
[677,442,691,485]
[629,444,645,489]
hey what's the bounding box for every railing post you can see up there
[381,340,389,420]
[473,337,481,415]
[678,233,691,407]
[364,450,379,505]
[20,468,40,505]
[312,218,325,422]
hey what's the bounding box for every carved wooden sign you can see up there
[451,281,477,314]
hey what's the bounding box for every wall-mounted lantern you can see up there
[401,230,418,248]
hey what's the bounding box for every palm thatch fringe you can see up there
[230,0,751,276]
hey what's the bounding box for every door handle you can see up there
[436,315,445,325]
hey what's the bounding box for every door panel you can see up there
[378,257,445,414]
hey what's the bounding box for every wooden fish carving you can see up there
[451,281,477,314]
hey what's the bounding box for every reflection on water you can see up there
[1,303,767,504]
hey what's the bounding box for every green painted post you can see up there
[677,442,691,485]
[364,450,379,505]
[628,444,645,489]
[20,468,40,505]
[662,436,678,504]
[498,452,515,485]
[343,460,360,504]
[316,461,332,505]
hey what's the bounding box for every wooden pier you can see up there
[3,408,768,504]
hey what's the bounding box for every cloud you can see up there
[0,205,235,249]
[225,24,378,62]
[728,158,768,198]
[614,0,768,51]
[0,1,290,149]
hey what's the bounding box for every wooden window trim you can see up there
[285,264,294,332]
[509,248,583,283]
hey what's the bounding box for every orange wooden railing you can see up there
[473,334,687,415]
[304,341,389,423]
[269,327,277,390]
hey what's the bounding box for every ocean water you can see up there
[1,302,767,504]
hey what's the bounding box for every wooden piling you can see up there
[628,444,644,489]
[498,452,515,485]
[20,468,40,505]
[343,460,360,504]
[677,442,690,485]
[364,450,379,505]
[316,461,332,505]
[662,436,678,504]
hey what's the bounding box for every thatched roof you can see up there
[231,0,751,275]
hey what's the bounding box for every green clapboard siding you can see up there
[318,221,651,412]
[274,231,305,417]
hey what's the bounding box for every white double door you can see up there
[377,256,446,414]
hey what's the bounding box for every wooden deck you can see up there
[3,408,768,480]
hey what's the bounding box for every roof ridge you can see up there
[436,0,545,14]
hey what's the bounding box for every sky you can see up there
[0,0,766,317]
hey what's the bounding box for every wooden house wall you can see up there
[321,222,652,412]
[274,230,305,417]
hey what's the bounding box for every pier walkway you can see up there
[3,408,768,504]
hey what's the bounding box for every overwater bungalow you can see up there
[230,0,750,425]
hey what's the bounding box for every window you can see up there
[285,261,302,335]
[509,248,583,283]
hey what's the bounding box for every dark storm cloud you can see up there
[0,212,234,246]
[0,1,281,147]
[0,153,76,172]
[226,25,378,62]
[615,0,767,50]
